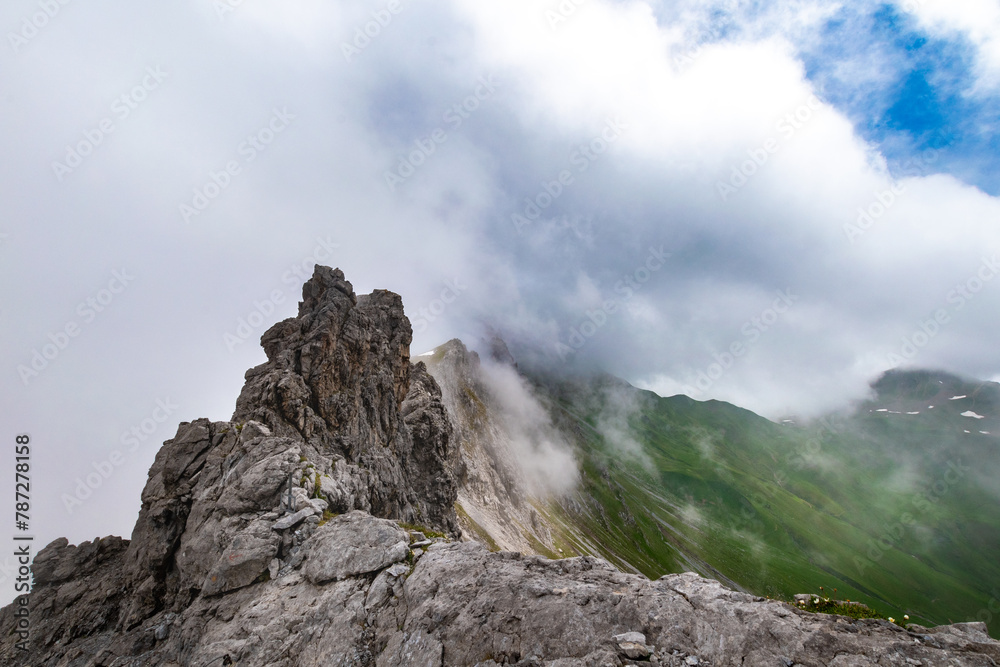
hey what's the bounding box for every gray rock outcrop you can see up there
[13,532,1000,665]
[302,511,409,584]
[232,266,458,534]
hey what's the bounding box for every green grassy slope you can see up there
[526,368,1000,636]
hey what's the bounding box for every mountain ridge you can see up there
[3,265,998,666]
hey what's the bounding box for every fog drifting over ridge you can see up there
[476,360,581,498]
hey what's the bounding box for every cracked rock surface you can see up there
[10,535,1000,666]
[2,266,999,666]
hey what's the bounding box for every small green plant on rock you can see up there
[798,598,883,620]
[399,522,447,539]
[792,586,885,621]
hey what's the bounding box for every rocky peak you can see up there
[482,329,517,368]
[234,266,412,447]
[228,265,456,532]
[14,267,459,637]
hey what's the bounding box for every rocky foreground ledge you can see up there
[6,508,1000,666]
[3,266,999,666]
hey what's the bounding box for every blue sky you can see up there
[796,3,1000,195]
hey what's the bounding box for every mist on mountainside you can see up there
[473,359,581,497]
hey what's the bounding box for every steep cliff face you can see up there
[416,339,576,558]
[3,266,1000,666]
[231,266,457,533]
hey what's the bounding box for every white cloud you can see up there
[895,0,1000,92]
[477,361,580,496]
[442,0,1000,417]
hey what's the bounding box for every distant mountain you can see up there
[421,342,1000,637]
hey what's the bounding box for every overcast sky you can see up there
[2,0,999,599]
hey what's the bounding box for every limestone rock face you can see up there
[11,531,1000,666]
[421,339,564,556]
[302,511,409,584]
[2,266,999,666]
[232,266,458,532]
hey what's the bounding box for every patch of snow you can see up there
[876,408,888,412]
[907,411,920,415]
[965,430,971,434]
[928,406,935,409]
[950,395,968,400]
[961,411,986,419]
[981,431,991,435]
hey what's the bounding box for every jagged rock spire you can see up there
[44,266,458,630]
[230,265,456,529]
[234,266,410,444]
